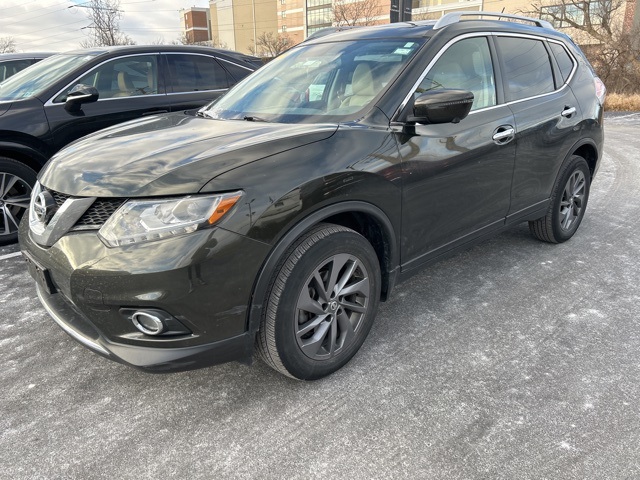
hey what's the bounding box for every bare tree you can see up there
[249,32,294,57]
[0,37,17,53]
[80,0,135,47]
[175,33,228,49]
[333,0,381,27]
[524,0,640,92]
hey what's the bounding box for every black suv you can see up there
[0,45,259,244]
[20,13,605,380]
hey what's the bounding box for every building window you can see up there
[282,10,286,18]
[282,25,287,32]
[281,0,286,4]
[540,2,590,28]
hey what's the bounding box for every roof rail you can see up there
[433,11,554,30]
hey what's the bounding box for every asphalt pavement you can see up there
[1,113,639,479]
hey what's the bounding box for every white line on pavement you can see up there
[0,252,23,261]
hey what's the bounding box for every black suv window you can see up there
[496,37,554,102]
[416,36,496,111]
[167,54,229,92]
[55,55,159,102]
[549,42,575,84]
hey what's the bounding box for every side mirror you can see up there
[409,89,474,125]
[64,84,99,112]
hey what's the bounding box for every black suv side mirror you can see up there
[64,84,99,112]
[409,89,474,124]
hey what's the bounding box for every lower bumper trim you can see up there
[36,285,253,373]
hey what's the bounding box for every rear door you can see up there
[44,53,167,152]
[494,35,583,219]
[164,53,234,111]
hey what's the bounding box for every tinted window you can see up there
[497,37,554,101]
[549,42,575,83]
[417,36,496,111]
[167,54,229,92]
[55,55,159,102]
[219,59,253,84]
[0,60,32,81]
[0,54,96,102]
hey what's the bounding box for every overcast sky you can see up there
[1,0,210,53]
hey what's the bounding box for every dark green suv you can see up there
[20,13,605,380]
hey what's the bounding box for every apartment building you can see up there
[181,0,640,53]
[210,0,279,53]
[180,7,212,43]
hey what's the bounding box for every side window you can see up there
[416,36,496,111]
[219,60,253,84]
[496,37,555,101]
[0,60,32,81]
[549,42,575,84]
[54,55,158,102]
[166,54,229,93]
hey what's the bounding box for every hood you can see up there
[39,113,338,197]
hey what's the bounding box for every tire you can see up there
[529,155,590,243]
[0,157,37,246]
[257,223,381,380]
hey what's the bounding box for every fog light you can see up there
[131,311,165,335]
[120,308,192,336]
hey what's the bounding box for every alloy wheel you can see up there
[295,253,371,360]
[559,170,586,231]
[0,172,32,237]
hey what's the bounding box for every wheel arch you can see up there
[246,201,399,337]
[0,140,49,173]
[569,139,599,179]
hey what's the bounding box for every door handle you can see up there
[492,126,515,145]
[561,106,576,117]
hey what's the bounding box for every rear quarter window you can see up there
[549,42,575,84]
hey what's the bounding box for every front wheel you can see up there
[529,155,591,243]
[257,223,381,380]
[0,157,37,246]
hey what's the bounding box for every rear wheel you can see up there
[257,223,381,380]
[529,155,590,243]
[0,157,37,246]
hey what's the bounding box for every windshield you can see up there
[202,39,424,123]
[0,53,96,102]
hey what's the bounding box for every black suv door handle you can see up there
[492,125,515,145]
[561,106,577,117]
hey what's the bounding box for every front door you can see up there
[398,36,516,270]
[43,54,167,153]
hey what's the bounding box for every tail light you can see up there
[594,76,606,105]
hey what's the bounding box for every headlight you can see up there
[98,191,242,247]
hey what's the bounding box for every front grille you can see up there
[45,187,126,231]
[74,199,125,229]
[51,191,70,208]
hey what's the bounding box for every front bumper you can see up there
[36,284,253,372]
[19,218,271,372]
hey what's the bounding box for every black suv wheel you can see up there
[257,224,381,380]
[529,155,591,243]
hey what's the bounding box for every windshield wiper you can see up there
[243,115,267,122]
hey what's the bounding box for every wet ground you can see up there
[1,114,639,479]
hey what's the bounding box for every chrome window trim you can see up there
[393,31,578,122]
[494,32,578,87]
[45,52,162,107]
[393,32,496,120]
[217,57,255,73]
